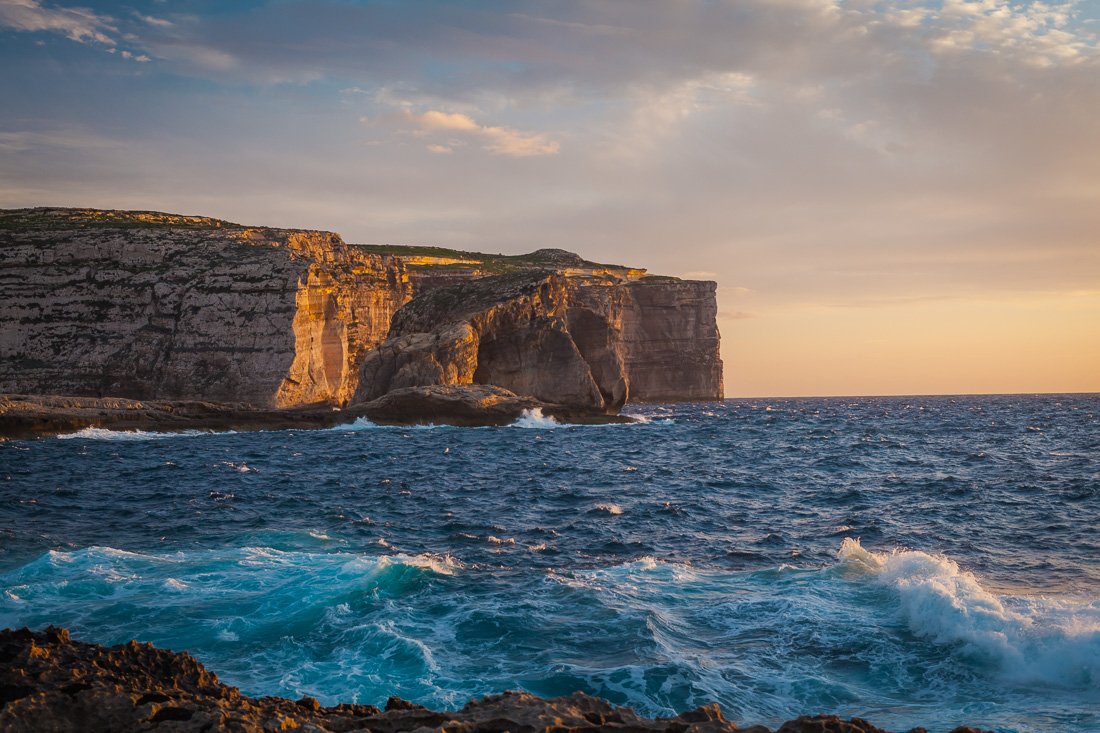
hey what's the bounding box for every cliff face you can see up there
[0,209,409,407]
[1,208,722,409]
[355,273,612,409]
[619,280,723,402]
[354,273,722,410]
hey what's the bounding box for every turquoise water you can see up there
[1,396,1098,732]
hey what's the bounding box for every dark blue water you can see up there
[2,395,1098,732]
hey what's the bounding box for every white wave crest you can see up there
[57,427,222,441]
[593,502,624,515]
[838,538,1100,688]
[384,553,464,576]
[323,417,379,431]
[509,408,562,428]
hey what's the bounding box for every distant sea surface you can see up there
[2,395,1098,733]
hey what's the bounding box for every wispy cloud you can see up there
[399,109,560,157]
[0,0,115,45]
[0,127,121,152]
[136,13,172,29]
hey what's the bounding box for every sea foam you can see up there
[838,538,1100,688]
[57,427,221,440]
[509,408,563,429]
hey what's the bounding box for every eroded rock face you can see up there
[354,273,723,410]
[1,208,722,410]
[355,273,610,409]
[0,209,409,407]
[0,627,991,733]
[618,279,723,402]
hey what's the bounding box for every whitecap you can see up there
[509,408,562,429]
[385,553,463,576]
[323,417,379,431]
[837,538,1100,688]
[57,427,220,441]
[593,502,624,515]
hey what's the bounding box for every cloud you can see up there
[136,13,172,29]
[108,48,150,62]
[0,0,116,45]
[401,109,560,157]
[0,128,121,152]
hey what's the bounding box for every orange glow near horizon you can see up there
[722,291,1100,398]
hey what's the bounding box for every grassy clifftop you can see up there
[0,207,242,231]
[1,207,657,280]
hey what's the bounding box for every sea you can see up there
[1,395,1097,733]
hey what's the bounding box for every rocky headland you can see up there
[0,207,721,436]
[0,627,992,733]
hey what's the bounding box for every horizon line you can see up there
[720,390,1100,400]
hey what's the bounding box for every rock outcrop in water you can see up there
[0,628,992,733]
[0,207,722,417]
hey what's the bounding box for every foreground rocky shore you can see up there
[1,628,991,733]
[0,386,634,439]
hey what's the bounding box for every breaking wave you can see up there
[837,538,1100,689]
[56,427,224,440]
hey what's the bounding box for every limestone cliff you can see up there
[1,207,722,410]
[595,279,723,402]
[0,208,409,407]
[353,272,723,411]
[355,272,612,409]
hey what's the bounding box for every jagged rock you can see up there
[0,628,994,733]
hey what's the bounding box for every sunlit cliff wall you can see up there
[0,209,409,406]
[0,208,722,408]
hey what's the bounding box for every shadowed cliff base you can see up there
[0,386,635,440]
[0,628,993,733]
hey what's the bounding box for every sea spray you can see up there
[837,538,1100,689]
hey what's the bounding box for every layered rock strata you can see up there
[0,627,992,733]
[1,208,722,411]
[0,209,409,407]
[356,273,722,411]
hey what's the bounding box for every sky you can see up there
[1,0,1098,397]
